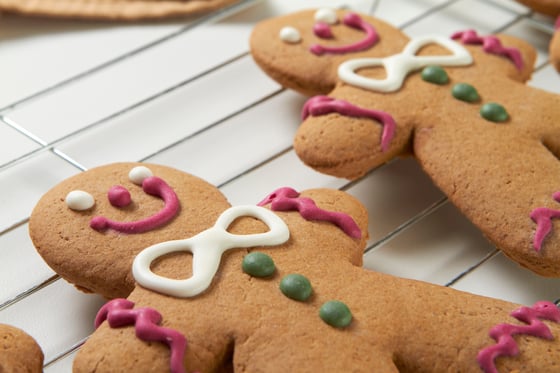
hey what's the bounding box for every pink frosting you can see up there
[108,185,132,207]
[90,176,180,234]
[555,16,560,31]
[530,191,560,252]
[313,22,334,39]
[257,187,361,239]
[477,301,560,373]
[95,298,187,373]
[451,29,523,70]
[310,13,379,55]
[302,95,396,152]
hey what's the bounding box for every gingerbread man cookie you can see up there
[0,324,43,373]
[28,162,560,372]
[250,8,560,277]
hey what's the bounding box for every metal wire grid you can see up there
[0,0,558,370]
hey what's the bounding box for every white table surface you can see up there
[1,0,559,371]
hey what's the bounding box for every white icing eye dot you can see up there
[66,190,95,211]
[129,166,153,185]
[314,8,338,25]
[279,26,301,43]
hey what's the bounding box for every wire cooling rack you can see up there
[1,0,559,370]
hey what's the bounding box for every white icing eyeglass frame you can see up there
[132,205,290,298]
[338,35,473,92]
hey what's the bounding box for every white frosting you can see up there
[338,35,473,93]
[66,190,95,211]
[280,26,301,43]
[129,166,153,185]
[132,205,289,298]
[314,8,338,25]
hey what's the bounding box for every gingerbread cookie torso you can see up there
[0,324,43,373]
[250,8,560,277]
[28,162,560,372]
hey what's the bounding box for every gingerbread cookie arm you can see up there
[295,87,415,179]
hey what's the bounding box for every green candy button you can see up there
[242,252,275,277]
[279,274,312,301]
[452,83,479,103]
[421,65,449,85]
[480,102,509,122]
[319,300,353,328]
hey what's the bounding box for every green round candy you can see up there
[451,83,479,102]
[421,65,449,85]
[319,300,353,328]
[242,252,275,277]
[480,102,509,122]
[279,274,312,301]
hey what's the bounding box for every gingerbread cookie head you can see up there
[250,9,560,277]
[72,184,560,372]
[0,324,43,373]
[29,162,231,299]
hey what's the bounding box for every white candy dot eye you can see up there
[129,166,153,185]
[66,190,95,211]
[279,26,301,43]
[314,8,338,25]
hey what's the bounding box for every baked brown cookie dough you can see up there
[29,162,231,299]
[250,8,560,277]
[514,0,560,72]
[0,0,242,21]
[59,179,560,372]
[0,324,43,373]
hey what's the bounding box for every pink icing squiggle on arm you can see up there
[257,187,361,239]
[95,298,187,373]
[90,176,180,234]
[530,191,560,252]
[451,29,523,70]
[302,95,396,152]
[477,301,560,373]
[310,13,379,55]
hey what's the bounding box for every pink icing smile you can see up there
[530,191,560,252]
[451,29,523,70]
[95,299,187,373]
[310,13,379,55]
[90,176,180,234]
[258,187,361,239]
[477,301,560,373]
[302,95,396,152]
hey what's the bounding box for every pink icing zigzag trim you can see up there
[530,191,560,252]
[90,176,180,234]
[302,95,396,152]
[310,13,379,55]
[477,301,560,373]
[257,187,361,239]
[95,298,187,373]
[451,29,523,70]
